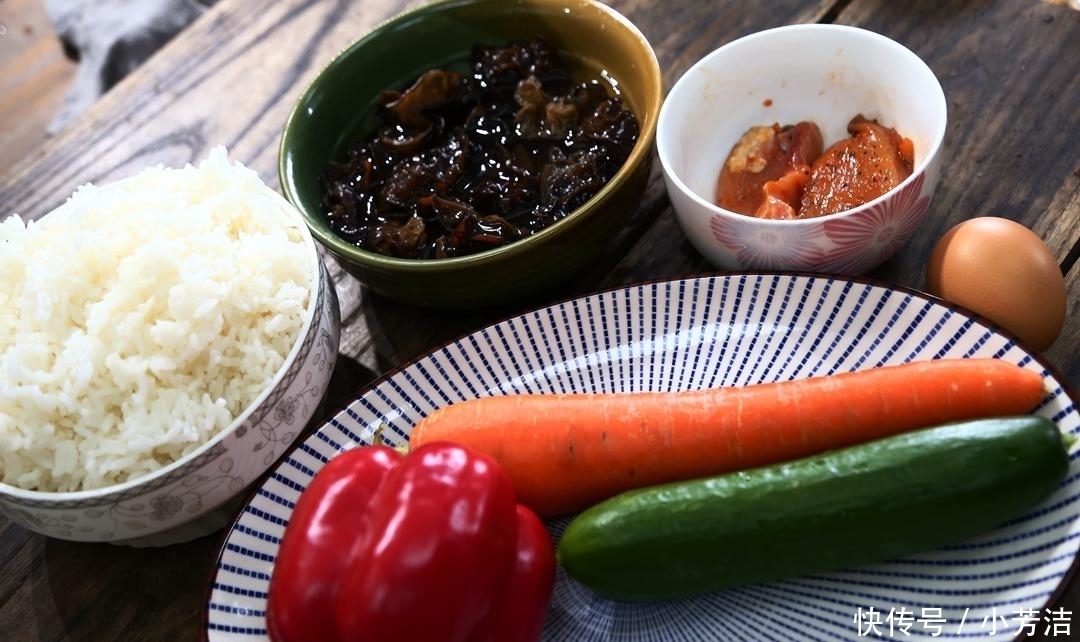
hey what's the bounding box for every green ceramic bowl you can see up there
[279,0,661,309]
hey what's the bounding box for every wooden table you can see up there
[1,0,1078,640]
[0,0,77,176]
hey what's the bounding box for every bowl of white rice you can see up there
[0,148,340,546]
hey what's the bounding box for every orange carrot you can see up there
[409,358,1048,518]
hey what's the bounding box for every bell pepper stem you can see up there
[374,422,411,455]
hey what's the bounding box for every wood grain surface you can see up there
[0,0,76,175]
[1,0,1078,640]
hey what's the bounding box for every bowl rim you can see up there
[0,187,325,503]
[656,23,948,227]
[278,0,663,272]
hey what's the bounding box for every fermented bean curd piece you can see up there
[716,115,914,219]
[800,115,915,217]
[715,121,822,217]
[757,165,813,219]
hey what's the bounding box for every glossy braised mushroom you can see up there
[321,38,640,259]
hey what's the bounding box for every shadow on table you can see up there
[40,531,219,642]
[322,352,380,413]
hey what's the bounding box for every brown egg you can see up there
[926,217,1067,352]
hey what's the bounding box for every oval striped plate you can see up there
[203,273,1080,642]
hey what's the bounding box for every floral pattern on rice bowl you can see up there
[819,173,931,274]
[709,213,827,270]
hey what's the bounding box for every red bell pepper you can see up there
[266,440,555,642]
[334,441,519,642]
[471,504,557,642]
[266,445,401,642]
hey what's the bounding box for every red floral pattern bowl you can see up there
[657,24,947,275]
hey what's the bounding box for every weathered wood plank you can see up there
[1,0,393,217]
[0,0,77,175]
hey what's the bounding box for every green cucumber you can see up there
[556,416,1070,602]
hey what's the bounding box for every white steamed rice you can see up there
[0,147,313,493]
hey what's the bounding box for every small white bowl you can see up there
[0,190,341,547]
[657,24,947,274]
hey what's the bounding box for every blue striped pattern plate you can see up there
[204,274,1080,642]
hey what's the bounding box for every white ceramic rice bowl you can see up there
[0,190,341,547]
